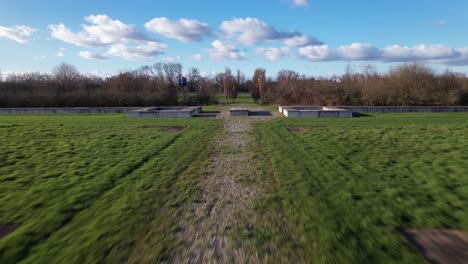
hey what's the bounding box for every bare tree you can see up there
[251,70,261,103]
[388,64,436,105]
[188,67,201,92]
[0,67,3,92]
[52,63,81,94]
[360,64,378,106]
[1,61,468,108]
[223,67,236,104]
[436,69,463,105]
[162,63,182,86]
[252,68,266,104]
[277,69,299,83]
[214,73,225,94]
[52,63,80,83]
[153,63,165,83]
[236,69,245,96]
[258,69,266,104]
[163,63,182,104]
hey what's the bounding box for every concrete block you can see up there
[280,106,353,118]
[283,109,301,117]
[300,111,320,118]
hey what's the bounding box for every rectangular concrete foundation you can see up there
[279,106,468,115]
[280,106,352,118]
[128,106,201,118]
[230,107,249,116]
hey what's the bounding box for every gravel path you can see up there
[172,108,278,263]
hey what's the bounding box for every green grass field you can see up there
[254,113,468,263]
[0,115,221,263]
[0,112,467,263]
[204,93,278,112]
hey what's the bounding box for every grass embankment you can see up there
[254,113,468,263]
[0,115,221,263]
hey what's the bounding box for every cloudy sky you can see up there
[1,0,467,77]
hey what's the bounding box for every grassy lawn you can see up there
[1,111,467,263]
[203,93,278,112]
[254,113,468,263]
[0,115,221,263]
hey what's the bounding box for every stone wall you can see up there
[0,107,141,114]
[280,106,468,115]
[339,106,468,113]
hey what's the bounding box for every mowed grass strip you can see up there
[254,113,468,263]
[0,115,220,263]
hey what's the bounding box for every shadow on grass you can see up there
[353,112,373,117]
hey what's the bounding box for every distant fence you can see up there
[338,106,468,113]
[0,107,142,114]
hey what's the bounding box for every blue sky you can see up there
[1,0,467,78]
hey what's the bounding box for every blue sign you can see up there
[179,76,187,86]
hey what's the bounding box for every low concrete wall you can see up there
[278,105,285,114]
[283,108,301,118]
[339,106,468,113]
[0,107,141,114]
[322,109,353,118]
[282,106,352,118]
[128,106,201,118]
[280,105,468,114]
[0,107,205,116]
[279,106,321,114]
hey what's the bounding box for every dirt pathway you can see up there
[172,108,283,263]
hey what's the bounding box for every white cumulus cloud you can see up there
[220,17,321,46]
[191,54,203,61]
[435,19,448,26]
[255,47,290,61]
[79,51,107,60]
[291,0,309,7]
[433,47,468,66]
[105,41,167,61]
[337,43,382,60]
[295,42,468,66]
[298,45,338,61]
[283,35,316,47]
[50,14,169,61]
[0,25,35,43]
[49,14,148,47]
[382,44,459,62]
[162,56,181,62]
[145,17,212,42]
[209,40,246,61]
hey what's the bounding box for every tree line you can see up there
[265,64,468,106]
[0,63,219,107]
[0,62,467,107]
